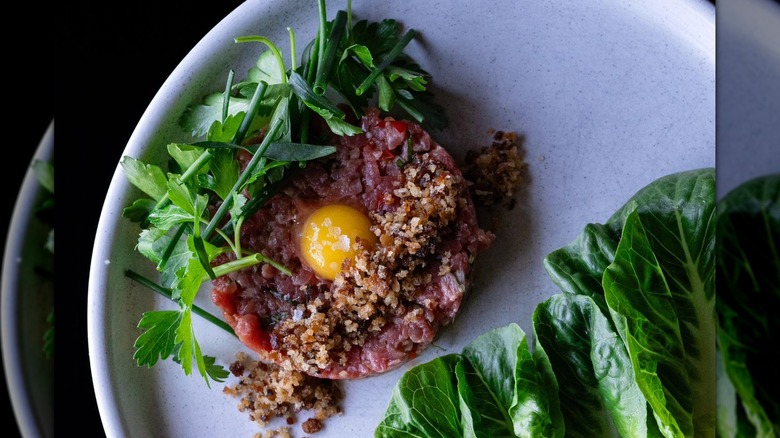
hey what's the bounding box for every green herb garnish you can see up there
[122,0,446,385]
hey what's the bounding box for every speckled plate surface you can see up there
[2,120,54,438]
[87,0,715,436]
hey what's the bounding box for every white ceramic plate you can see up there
[88,0,715,436]
[2,120,54,438]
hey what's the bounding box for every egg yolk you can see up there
[300,204,378,281]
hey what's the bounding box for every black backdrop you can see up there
[1,0,55,435]
[55,1,243,436]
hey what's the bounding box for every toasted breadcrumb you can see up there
[463,130,527,209]
[256,427,291,438]
[224,352,343,436]
[269,152,469,374]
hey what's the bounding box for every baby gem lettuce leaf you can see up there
[375,323,563,438]
[541,168,716,437]
[534,293,660,438]
[379,354,463,437]
[603,211,695,437]
[716,173,780,437]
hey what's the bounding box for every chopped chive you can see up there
[394,91,425,123]
[151,150,213,212]
[211,252,289,277]
[300,18,323,145]
[346,0,353,41]
[233,215,245,259]
[233,80,268,145]
[192,197,216,280]
[203,107,284,241]
[316,0,327,77]
[304,26,320,84]
[125,269,236,337]
[288,27,297,71]
[356,29,417,96]
[158,224,187,271]
[313,10,347,94]
[222,69,235,125]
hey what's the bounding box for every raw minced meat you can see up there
[211,108,494,379]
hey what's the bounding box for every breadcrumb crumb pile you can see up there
[463,130,527,209]
[224,352,343,437]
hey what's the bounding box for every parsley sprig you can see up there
[121,0,446,385]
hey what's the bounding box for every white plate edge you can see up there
[1,119,54,438]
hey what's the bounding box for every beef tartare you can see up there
[211,108,493,379]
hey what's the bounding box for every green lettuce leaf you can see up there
[534,293,659,437]
[376,354,463,438]
[603,211,694,437]
[716,173,780,437]
[541,168,716,437]
[375,323,562,438]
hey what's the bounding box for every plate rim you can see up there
[1,119,54,438]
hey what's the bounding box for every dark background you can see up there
[53,1,241,436]
[1,0,55,434]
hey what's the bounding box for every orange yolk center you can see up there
[300,204,378,281]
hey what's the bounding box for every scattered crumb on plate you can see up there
[224,352,343,437]
[463,130,528,209]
